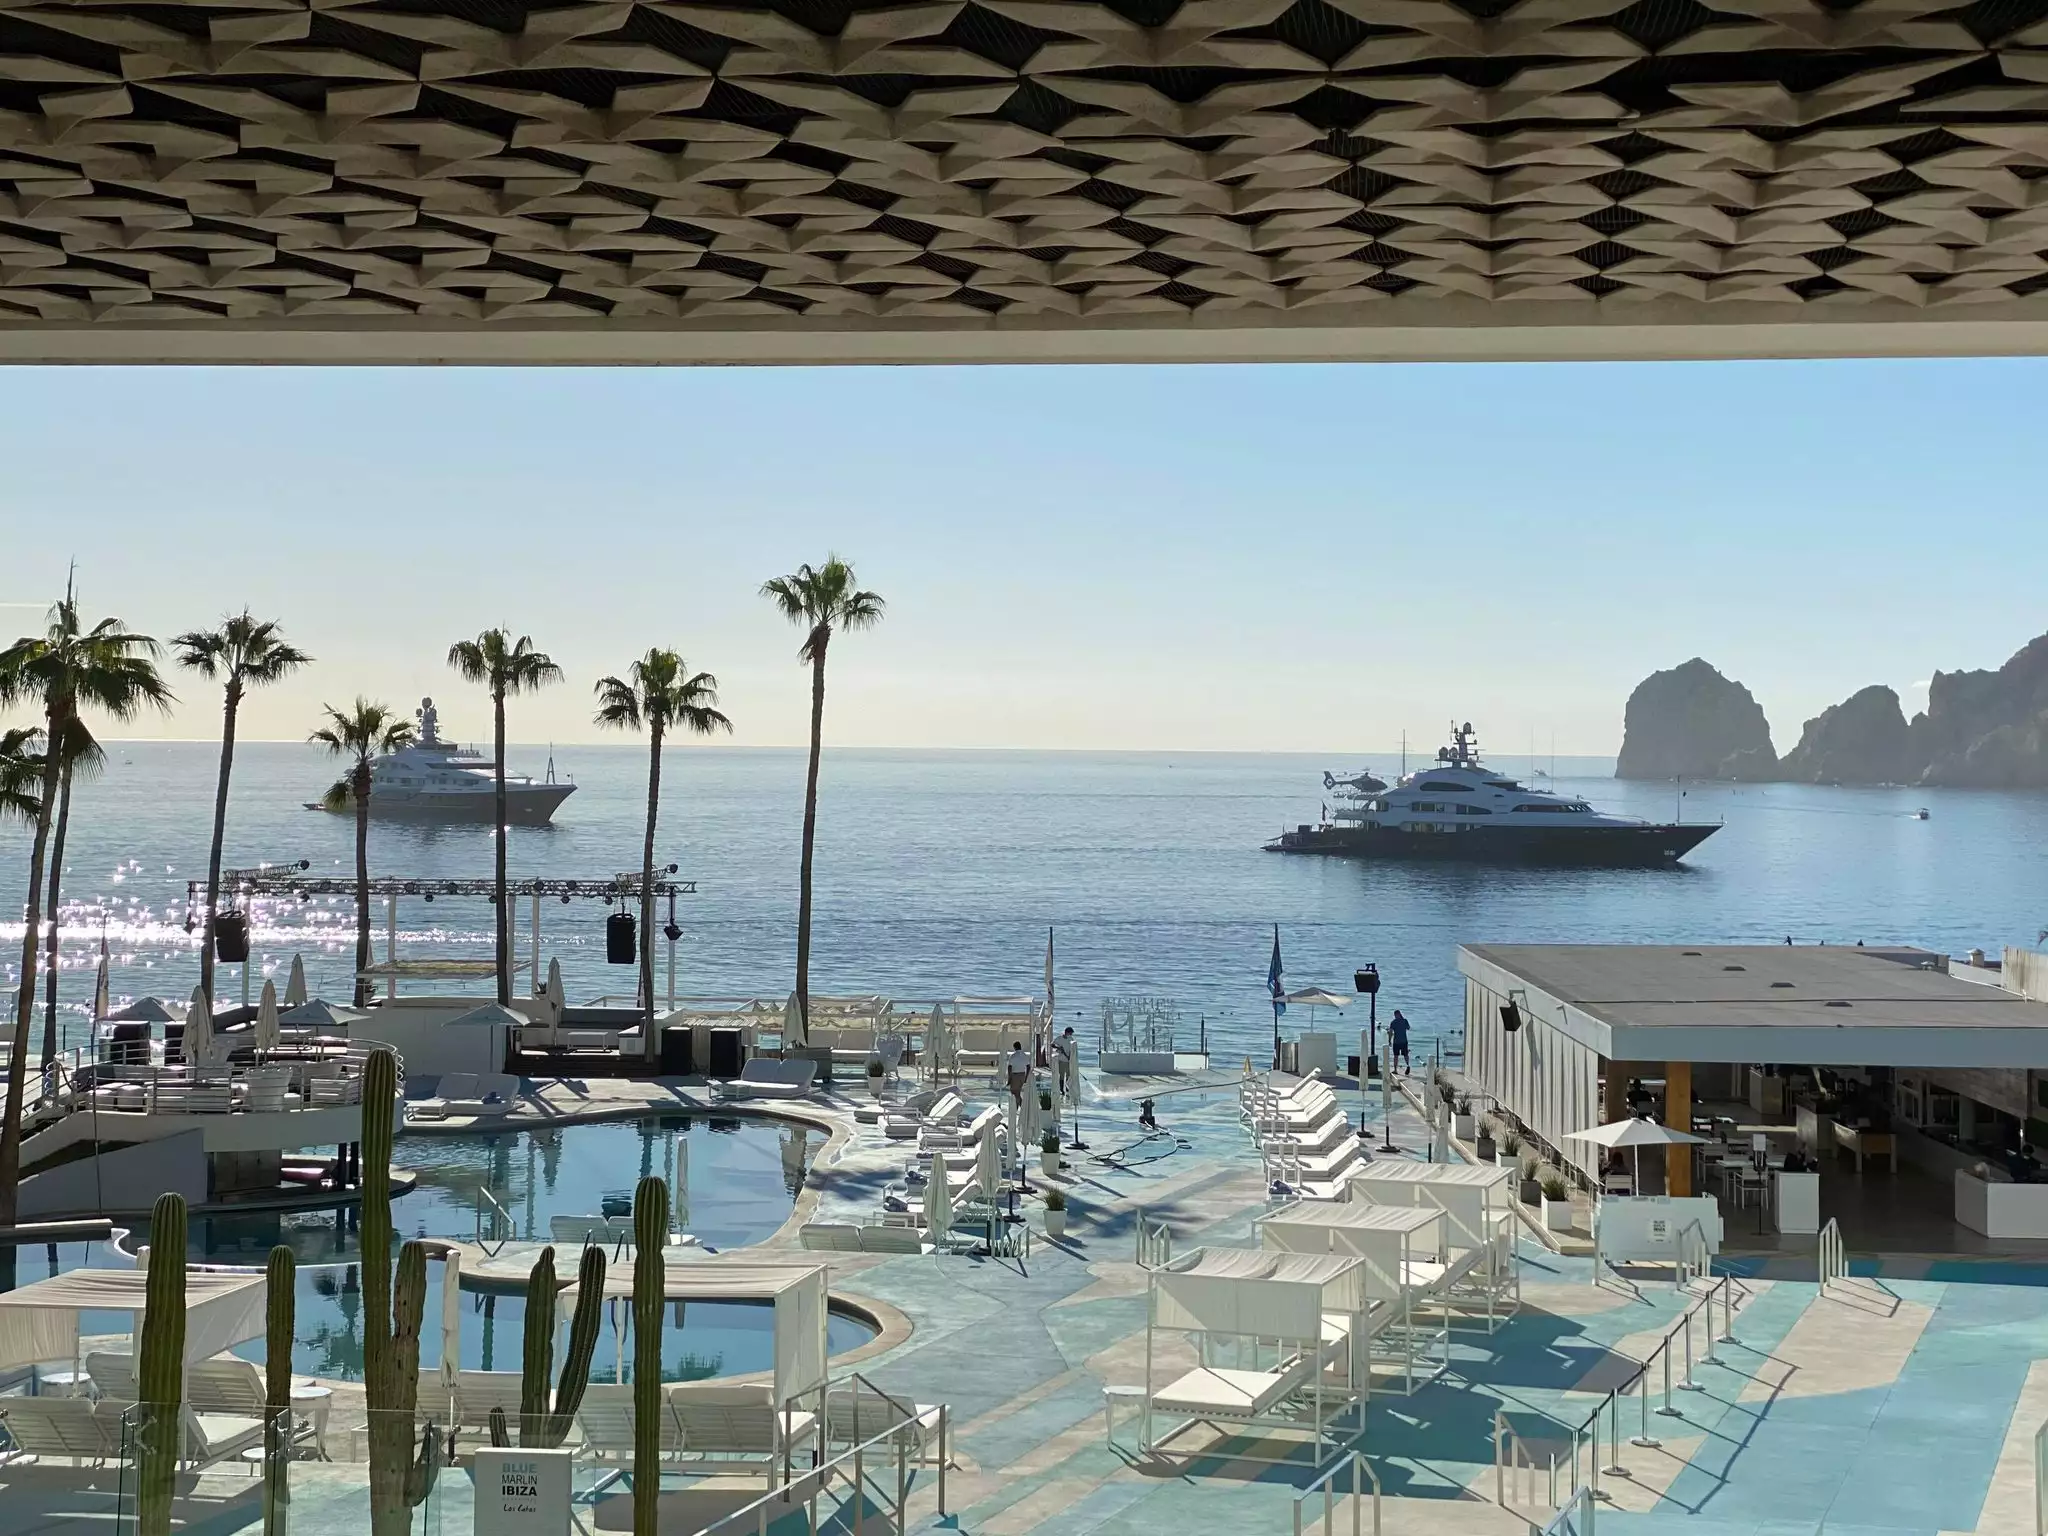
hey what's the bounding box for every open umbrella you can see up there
[256,979,280,1058]
[924,1151,953,1243]
[279,998,363,1032]
[185,984,214,1068]
[283,954,308,1008]
[1565,1117,1707,1191]
[108,996,182,1024]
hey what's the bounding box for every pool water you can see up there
[117,1113,874,1381]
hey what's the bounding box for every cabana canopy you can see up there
[586,1259,829,1408]
[0,1268,267,1381]
[1152,1249,1370,1339]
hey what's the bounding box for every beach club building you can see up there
[1459,943,2048,1247]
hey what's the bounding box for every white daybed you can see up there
[1343,1161,1521,1330]
[1140,1247,1369,1469]
[712,1057,819,1101]
[1257,1200,1452,1395]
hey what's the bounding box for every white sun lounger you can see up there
[0,1397,116,1465]
[1149,1355,1315,1422]
[666,1383,818,1477]
[711,1058,818,1100]
[575,1384,686,1468]
[406,1073,479,1121]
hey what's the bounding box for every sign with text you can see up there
[473,1446,573,1536]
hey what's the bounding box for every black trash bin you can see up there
[707,1027,744,1079]
[660,1026,694,1076]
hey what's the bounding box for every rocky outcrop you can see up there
[1615,659,1779,781]
[1778,685,1912,784]
[1908,634,2048,788]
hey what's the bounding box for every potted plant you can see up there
[1540,1173,1574,1232]
[1499,1131,1521,1170]
[1519,1155,1542,1207]
[865,1059,885,1099]
[1043,1187,1068,1240]
[1453,1096,1475,1142]
[1039,1089,1053,1113]
[1040,1127,1062,1179]
[1474,1115,1496,1162]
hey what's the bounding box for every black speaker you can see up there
[606,910,637,964]
[708,1027,743,1079]
[1354,965,1380,996]
[214,911,250,963]
[1499,1000,1523,1033]
[659,1027,695,1076]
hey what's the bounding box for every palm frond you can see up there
[763,556,884,661]
[320,778,353,812]
[592,674,644,733]
[174,612,309,688]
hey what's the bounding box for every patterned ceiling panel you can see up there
[2,0,2047,344]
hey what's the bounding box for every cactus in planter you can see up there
[495,1242,606,1449]
[136,1191,187,1536]
[632,1176,669,1536]
[360,1048,439,1536]
[263,1245,296,1536]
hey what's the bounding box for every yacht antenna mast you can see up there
[1399,731,1406,778]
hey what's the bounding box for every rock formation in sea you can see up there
[1906,634,2048,788]
[1778,685,1912,784]
[1614,659,1779,781]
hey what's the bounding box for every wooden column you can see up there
[1664,1060,1693,1197]
[1604,1060,1629,1124]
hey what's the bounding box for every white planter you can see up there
[1045,1208,1067,1239]
[1496,1150,1518,1169]
[1541,1196,1574,1232]
[1453,1114,1475,1141]
[1041,1150,1060,1179]
[867,1074,884,1099]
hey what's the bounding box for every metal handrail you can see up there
[2034,1416,2048,1536]
[693,1395,950,1536]
[1818,1217,1846,1292]
[1543,1484,1597,1536]
[475,1186,514,1257]
[1293,1450,1381,1536]
[1134,1209,1171,1269]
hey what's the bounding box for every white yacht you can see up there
[1267,723,1716,866]
[308,698,576,825]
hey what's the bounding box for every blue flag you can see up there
[1268,925,1285,1016]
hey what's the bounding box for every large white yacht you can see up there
[308,698,577,824]
[1266,723,1716,866]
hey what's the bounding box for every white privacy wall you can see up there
[1463,975,1602,1185]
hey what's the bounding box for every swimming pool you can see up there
[126,1112,875,1381]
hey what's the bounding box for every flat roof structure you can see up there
[6,0,2048,366]
[1460,943,2048,1068]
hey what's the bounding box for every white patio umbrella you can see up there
[108,996,181,1024]
[279,998,363,1032]
[782,990,805,1050]
[975,1118,1003,1206]
[1284,987,1351,1032]
[283,954,308,1008]
[91,944,110,1021]
[444,1002,528,1070]
[1049,1057,1067,1149]
[545,957,566,1025]
[926,1003,947,1085]
[255,979,280,1058]
[1019,1073,1042,1168]
[1565,1117,1707,1190]
[184,984,214,1068]
[924,1151,953,1242]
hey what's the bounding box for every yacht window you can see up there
[1511,803,1579,813]
[1418,780,1469,792]
[1483,779,1523,790]
[1411,801,1444,813]
[1456,804,1493,815]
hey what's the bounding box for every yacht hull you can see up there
[307,783,576,825]
[1263,821,1717,866]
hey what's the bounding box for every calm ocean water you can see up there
[3,739,2046,1067]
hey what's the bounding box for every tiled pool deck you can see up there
[10,1071,2048,1535]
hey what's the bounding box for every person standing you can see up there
[1388,1008,1412,1074]
[1006,1040,1031,1104]
[1052,1026,1078,1095]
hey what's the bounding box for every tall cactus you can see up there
[516,1246,557,1445]
[136,1192,187,1536]
[499,1242,607,1450]
[360,1048,435,1536]
[632,1177,668,1536]
[263,1245,296,1536]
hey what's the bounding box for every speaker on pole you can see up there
[1499,1000,1523,1033]
[606,910,637,964]
[214,911,250,963]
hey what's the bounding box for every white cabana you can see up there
[283,954,308,1008]
[585,1259,830,1414]
[0,1267,267,1389]
[1257,1200,1452,1394]
[1343,1162,1520,1331]
[184,985,215,1067]
[255,979,281,1057]
[1142,1247,1369,1468]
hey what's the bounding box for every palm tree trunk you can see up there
[641,720,661,1057]
[795,652,826,1038]
[0,703,66,1228]
[353,764,372,1008]
[200,682,241,1004]
[493,685,509,1006]
[39,760,75,1067]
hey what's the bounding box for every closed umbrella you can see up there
[781,990,805,1050]
[975,1119,1003,1206]
[185,984,214,1069]
[924,1151,952,1242]
[926,1003,947,1085]
[545,957,565,1025]
[1049,1058,1067,1150]
[283,954,308,1008]
[1019,1074,1042,1169]
[92,943,110,1022]
[1565,1117,1707,1190]
[256,979,280,1058]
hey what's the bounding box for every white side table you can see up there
[1101,1384,1144,1449]
[291,1384,333,1460]
[36,1368,88,1398]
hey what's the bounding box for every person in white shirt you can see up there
[1052,1026,1078,1096]
[1006,1041,1031,1104]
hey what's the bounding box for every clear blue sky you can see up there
[1,357,2039,756]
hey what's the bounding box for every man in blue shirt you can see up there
[1388,1009,1412,1075]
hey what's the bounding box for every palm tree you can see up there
[0,586,172,1227]
[311,700,416,1007]
[0,727,42,828]
[174,613,312,1005]
[760,557,884,1040]
[447,630,562,1004]
[39,716,105,1066]
[592,651,731,1053]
